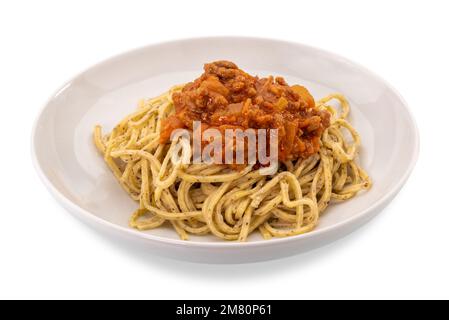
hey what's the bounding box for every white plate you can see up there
[32,37,419,263]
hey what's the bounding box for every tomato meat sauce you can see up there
[160,61,330,162]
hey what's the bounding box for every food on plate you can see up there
[93,61,371,241]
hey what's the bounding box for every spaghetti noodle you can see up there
[93,66,371,241]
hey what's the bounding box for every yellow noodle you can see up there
[93,88,371,241]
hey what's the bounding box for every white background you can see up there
[0,0,447,300]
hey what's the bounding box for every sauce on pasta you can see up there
[160,61,331,161]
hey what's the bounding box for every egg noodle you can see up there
[93,85,371,241]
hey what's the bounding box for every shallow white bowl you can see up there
[32,37,419,263]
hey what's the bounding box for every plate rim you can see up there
[31,36,420,248]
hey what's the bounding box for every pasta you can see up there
[93,86,371,241]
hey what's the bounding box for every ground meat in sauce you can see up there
[160,60,331,161]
